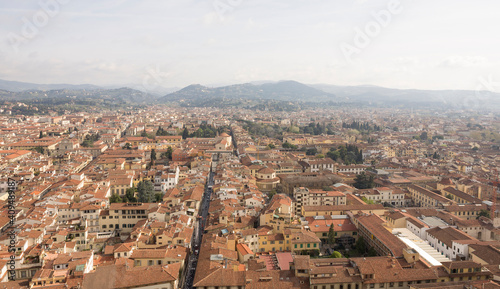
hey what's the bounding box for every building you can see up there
[293,187,346,216]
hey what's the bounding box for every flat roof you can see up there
[420,216,449,227]
[392,228,451,266]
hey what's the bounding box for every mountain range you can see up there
[0,78,499,110]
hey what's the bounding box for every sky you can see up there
[1,0,499,92]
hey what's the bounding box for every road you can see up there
[182,155,217,289]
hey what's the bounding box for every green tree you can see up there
[125,187,137,202]
[154,193,163,202]
[355,236,367,255]
[282,141,297,149]
[306,148,318,155]
[39,131,43,139]
[368,247,378,257]
[477,209,490,219]
[328,226,335,245]
[267,143,276,149]
[124,143,132,150]
[109,193,122,203]
[353,173,375,189]
[161,146,173,160]
[137,180,155,203]
[331,251,342,258]
[327,150,340,161]
[32,146,45,154]
[420,131,428,141]
[182,128,189,139]
[151,149,156,161]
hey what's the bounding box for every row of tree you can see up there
[300,122,335,135]
[181,124,227,139]
[156,126,172,136]
[342,121,382,132]
[327,144,363,165]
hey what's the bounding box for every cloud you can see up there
[439,55,488,68]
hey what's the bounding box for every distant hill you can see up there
[159,80,338,103]
[310,84,500,110]
[0,87,158,105]
[0,79,101,92]
[2,77,500,110]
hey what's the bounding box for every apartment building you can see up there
[293,187,346,216]
[99,203,157,235]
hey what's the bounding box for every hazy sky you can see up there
[1,0,499,91]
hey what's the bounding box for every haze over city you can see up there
[1,0,500,91]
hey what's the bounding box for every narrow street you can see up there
[182,154,217,289]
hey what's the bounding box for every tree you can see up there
[125,187,137,202]
[331,251,342,258]
[39,131,43,138]
[182,128,189,140]
[355,236,367,255]
[109,193,122,203]
[151,149,156,161]
[124,143,132,150]
[446,194,453,200]
[361,196,375,204]
[282,141,297,149]
[327,150,340,161]
[137,181,155,203]
[328,226,335,245]
[306,148,318,155]
[368,247,378,257]
[477,209,490,219]
[267,143,276,149]
[161,146,173,160]
[353,173,374,189]
[32,146,45,154]
[154,193,163,202]
[420,131,428,141]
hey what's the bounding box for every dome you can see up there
[258,167,275,174]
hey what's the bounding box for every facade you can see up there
[293,187,346,216]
